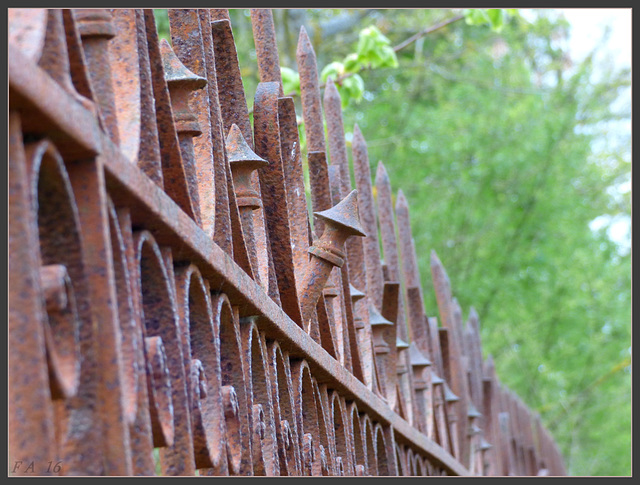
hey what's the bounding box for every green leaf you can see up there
[320,61,345,83]
[464,9,490,26]
[343,53,363,73]
[464,8,508,31]
[280,66,300,96]
[487,9,504,32]
[355,25,398,69]
[342,73,365,104]
[379,45,399,68]
[357,31,376,60]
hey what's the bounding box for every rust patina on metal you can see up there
[8,8,567,476]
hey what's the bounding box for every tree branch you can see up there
[247,13,465,113]
[280,14,466,99]
[392,14,465,52]
[319,10,374,39]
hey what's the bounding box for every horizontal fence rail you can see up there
[8,8,566,476]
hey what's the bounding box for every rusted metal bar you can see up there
[320,81,367,384]
[369,304,394,398]
[62,9,95,102]
[380,281,400,405]
[75,9,120,144]
[431,253,472,468]
[141,9,196,220]
[196,8,233,255]
[168,9,217,238]
[26,140,108,475]
[482,355,504,476]
[298,190,366,324]
[324,87,368,297]
[409,342,432,435]
[115,207,155,475]
[225,125,268,286]
[352,125,385,311]
[9,112,58,475]
[210,14,252,146]
[395,190,420,291]
[9,39,99,159]
[277,97,310,282]
[68,155,134,475]
[126,10,163,187]
[296,26,325,155]
[443,381,461,462]
[351,283,377,391]
[465,308,485,415]
[424,317,452,452]
[161,39,206,228]
[497,385,518,475]
[324,78,351,199]
[253,82,304,326]
[250,9,283,95]
[210,12,271,287]
[431,370,453,458]
[375,162,407,339]
[296,26,336,248]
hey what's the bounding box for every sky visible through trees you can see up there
[156,8,631,476]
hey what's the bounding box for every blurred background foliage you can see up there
[155,9,631,476]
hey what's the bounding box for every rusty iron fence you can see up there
[8,8,566,476]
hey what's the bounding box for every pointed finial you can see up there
[323,75,351,198]
[296,24,326,154]
[370,303,392,355]
[397,188,408,209]
[226,124,268,170]
[369,305,393,327]
[452,297,461,314]
[352,123,366,149]
[467,402,482,419]
[486,354,494,368]
[296,25,314,57]
[431,371,444,385]
[468,306,480,333]
[299,189,366,323]
[225,124,268,211]
[325,76,339,99]
[431,249,451,288]
[298,24,309,42]
[469,306,479,321]
[160,39,207,90]
[444,383,459,402]
[479,438,492,451]
[161,38,207,137]
[349,284,366,302]
[396,337,410,350]
[314,189,366,238]
[408,342,431,368]
[376,161,390,185]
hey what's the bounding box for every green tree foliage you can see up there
[154,9,630,475]
[331,10,630,476]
